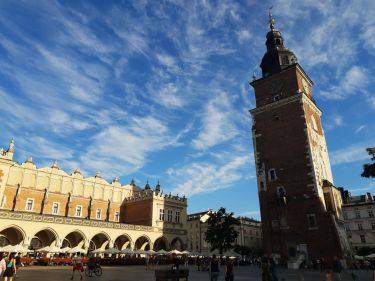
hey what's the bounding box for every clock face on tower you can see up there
[267,79,283,94]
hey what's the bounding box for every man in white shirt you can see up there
[0,253,6,276]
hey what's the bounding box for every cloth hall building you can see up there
[0,139,187,252]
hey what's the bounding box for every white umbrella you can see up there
[365,253,375,259]
[181,250,190,255]
[49,245,63,253]
[91,248,104,254]
[354,255,364,260]
[68,246,87,254]
[61,247,71,253]
[169,249,182,255]
[133,249,148,255]
[145,250,156,255]
[1,244,29,253]
[156,249,169,255]
[37,246,52,253]
[120,248,133,254]
[103,247,120,254]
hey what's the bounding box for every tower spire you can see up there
[268,6,276,30]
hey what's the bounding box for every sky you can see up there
[0,0,374,220]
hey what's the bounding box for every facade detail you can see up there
[249,12,350,265]
[186,210,261,254]
[0,140,187,252]
[343,192,375,250]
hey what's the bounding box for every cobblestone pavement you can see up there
[13,265,374,281]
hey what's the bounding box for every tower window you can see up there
[259,181,265,190]
[268,169,277,181]
[167,209,173,222]
[282,56,289,65]
[358,223,363,230]
[275,39,281,45]
[307,213,317,228]
[159,209,165,221]
[175,211,180,223]
[273,95,280,102]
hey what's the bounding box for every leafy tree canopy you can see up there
[361,147,375,178]
[204,207,240,255]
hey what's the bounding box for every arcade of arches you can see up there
[0,223,185,252]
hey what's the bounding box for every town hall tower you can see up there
[250,11,350,264]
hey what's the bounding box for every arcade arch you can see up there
[63,230,86,248]
[134,235,151,250]
[171,237,184,251]
[0,226,25,246]
[153,236,168,251]
[31,228,59,249]
[114,234,132,250]
[89,232,110,251]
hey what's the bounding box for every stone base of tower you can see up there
[260,184,351,268]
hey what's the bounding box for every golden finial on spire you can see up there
[269,6,276,30]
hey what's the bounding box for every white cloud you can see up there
[355,125,366,134]
[330,143,372,165]
[319,66,369,100]
[169,155,251,197]
[237,30,251,43]
[192,92,238,150]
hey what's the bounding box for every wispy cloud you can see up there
[330,143,372,165]
[169,155,251,197]
[192,92,239,150]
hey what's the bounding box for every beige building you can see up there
[343,192,375,251]
[0,139,187,252]
[186,210,261,254]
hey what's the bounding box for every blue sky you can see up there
[0,1,374,220]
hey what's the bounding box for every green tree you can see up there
[361,147,375,178]
[205,207,240,255]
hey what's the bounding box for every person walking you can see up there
[196,256,201,271]
[261,256,272,281]
[0,253,6,277]
[70,253,83,280]
[225,257,234,281]
[3,253,16,281]
[332,257,342,281]
[209,255,220,281]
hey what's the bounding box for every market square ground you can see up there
[13,265,374,281]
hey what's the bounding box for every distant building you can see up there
[0,139,187,252]
[343,192,375,251]
[186,210,262,254]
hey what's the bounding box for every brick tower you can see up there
[250,11,350,265]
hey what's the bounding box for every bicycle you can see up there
[85,263,102,277]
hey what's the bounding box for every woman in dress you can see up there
[3,253,16,281]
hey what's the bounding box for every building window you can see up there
[307,213,317,228]
[368,210,374,218]
[372,223,375,230]
[0,196,6,208]
[343,212,348,220]
[114,212,120,222]
[345,224,350,231]
[96,209,102,220]
[75,205,82,217]
[25,198,34,211]
[268,169,277,182]
[52,202,59,215]
[259,181,265,190]
[355,210,361,218]
[159,209,165,221]
[358,223,363,230]
[167,210,173,222]
[360,235,366,244]
[175,211,180,223]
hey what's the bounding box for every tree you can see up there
[205,207,240,255]
[361,147,375,178]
